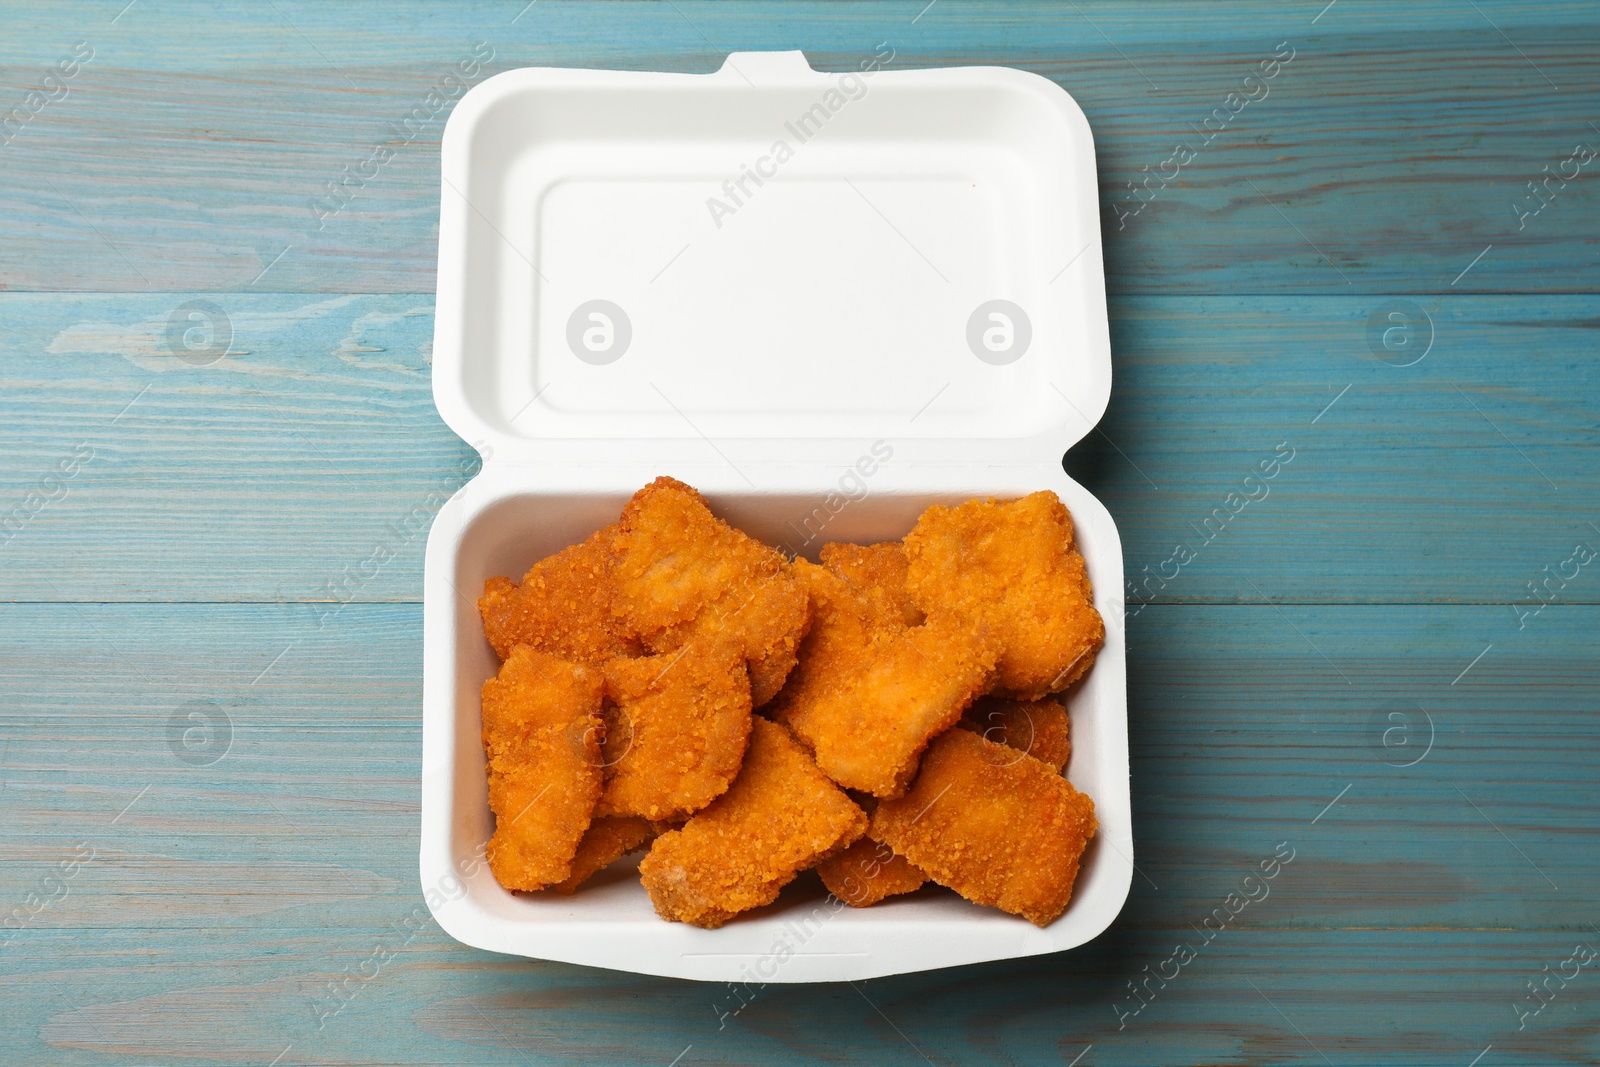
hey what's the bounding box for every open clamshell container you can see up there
[421,51,1129,982]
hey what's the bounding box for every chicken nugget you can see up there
[614,477,808,706]
[478,524,641,666]
[772,560,997,798]
[816,836,927,907]
[639,718,867,928]
[479,647,605,891]
[904,491,1103,700]
[959,695,1071,772]
[594,641,752,821]
[819,541,924,626]
[551,816,657,895]
[872,729,1096,926]
[762,560,877,722]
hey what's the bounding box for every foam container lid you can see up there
[422,50,1130,983]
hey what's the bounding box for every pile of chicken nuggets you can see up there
[476,476,1104,928]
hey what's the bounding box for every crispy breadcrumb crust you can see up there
[958,695,1071,772]
[614,476,809,706]
[872,729,1096,927]
[638,719,867,928]
[478,524,641,666]
[475,480,1106,922]
[551,816,657,895]
[818,540,925,627]
[904,491,1104,700]
[595,641,752,821]
[816,836,927,906]
[479,647,605,890]
[771,560,997,797]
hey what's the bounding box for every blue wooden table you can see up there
[2,2,1597,1064]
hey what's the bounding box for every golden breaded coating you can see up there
[819,541,925,627]
[478,524,641,665]
[762,560,876,723]
[959,696,1071,772]
[904,491,1104,700]
[551,816,657,895]
[639,718,867,928]
[594,642,752,821]
[771,560,997,798]
[816,836,927,907]
[480,647,605,891]
[873,729,1097,927]
[613,477,808,706]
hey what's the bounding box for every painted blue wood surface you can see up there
[0,2,1596,1066]
[1,293,1594,606]
[0,1,1597,295]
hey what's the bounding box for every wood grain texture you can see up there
[0,1,1596,294]
[0,292,463,604]
[1,1,1596,1065]
[6,931,1596,1064]
[0,604,1593,1062]
[1,602,1594,916]
[1,603,1595,1064]
[0,293,1595,604]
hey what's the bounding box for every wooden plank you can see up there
[1,602,1592,916]
[1,3,1596,1062]
[0,600,1593,1062]
[3,908,1596,1064]
[1087,293,1600,609]
[2,928,1592,1065]
[1,293,1595,604]
[0,1,1596,294]
[0,292,467,603]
